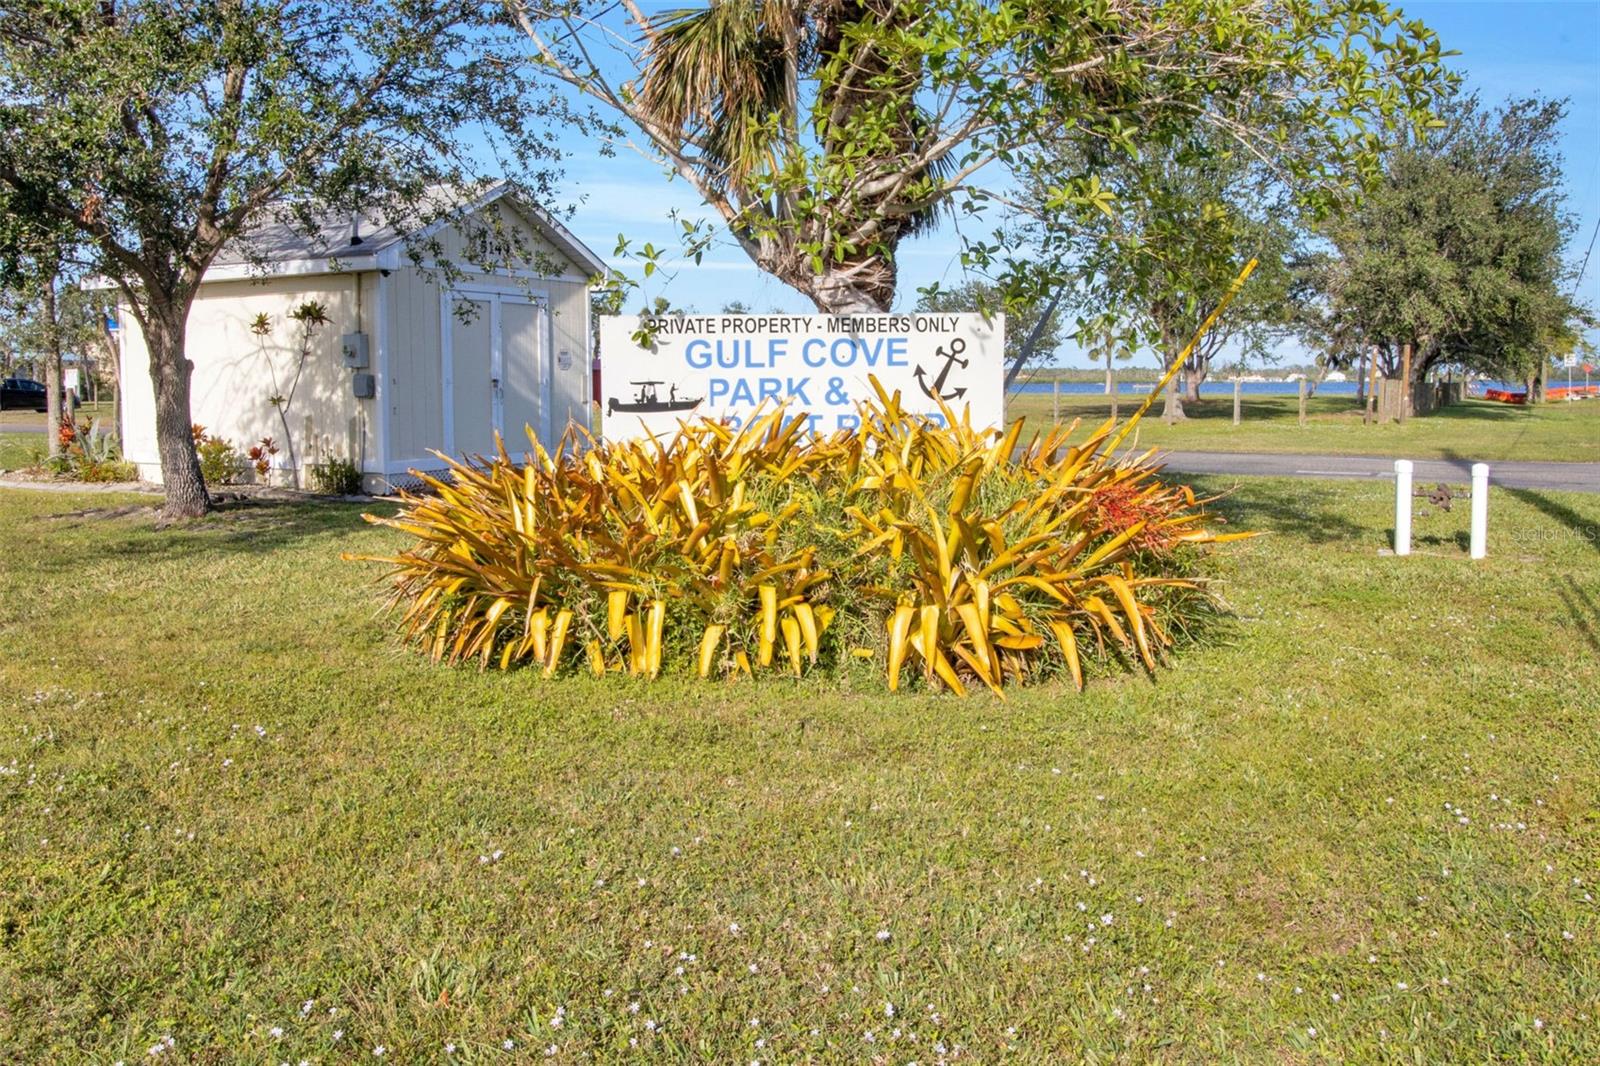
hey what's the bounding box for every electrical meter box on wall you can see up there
[351,372,376,399]
[341,332,370,369]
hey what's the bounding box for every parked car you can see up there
[0,378,50,412]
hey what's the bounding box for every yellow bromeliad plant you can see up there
[352,379,1250,695]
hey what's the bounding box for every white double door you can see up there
[445,289,550,459]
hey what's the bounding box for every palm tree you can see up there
[628,1,950,313]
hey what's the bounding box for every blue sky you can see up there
[547,2,1600,368]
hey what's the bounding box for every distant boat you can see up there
[608,380,702,415]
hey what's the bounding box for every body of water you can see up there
[1011,379,1520,397]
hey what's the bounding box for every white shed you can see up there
[115,182,605,493]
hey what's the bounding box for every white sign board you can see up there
[1563,353,1578,369]
[598,313,1004,440]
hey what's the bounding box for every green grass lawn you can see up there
[0,431,46,470]
[1,477,1596,1062]
[1005,391,1600,464]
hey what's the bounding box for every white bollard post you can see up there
[1394,459,1413,556]
[1470,462,1489,559]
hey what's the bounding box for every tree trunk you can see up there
[145,303,211,518]
[1529,362,1546,404]
[100,317,123,443]
[808,268,891,315]
[1160,336,1185,421]
[1104,352,1114,395]
[1181,357,1207,404]
[42,280,63,459]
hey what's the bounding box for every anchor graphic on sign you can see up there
[914,337,969,403]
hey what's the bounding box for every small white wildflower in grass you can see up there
[628,1038,638,1048]
[863,1031,875,1043]
[504,1038,515,1049]
[550,1007,565,1028]
[876,929,891,942]
[333,1030,343,1041]
[674,965,685,976]
[1533,1018,1544,1030]
[221,758,233,768]
[445,1043,456,1054]
[729,921,741,934]
[300,999,314,1016]
[645,1020,657,1032]
[1101,913,1114,926]
[748,963,759,974]
[1294,986,1303,995]
[885,1002,896,1018]
[628,1002,640,1014]
[1368,954,1378,963]
[637,878,647,887]
[1396,982,1408,991]
[750,1018,761,1028]
[755,1037,766,1048]
[671,846,681,856]
[492,849,504,862]
[372,1046,386,1058]
[544,1044,557,1056]
[271,1026,284,1039]
[1331,993,1341,1003]
[254,725,266,737]
[1307,1027,1317,1037]
[1562,931,1574,941]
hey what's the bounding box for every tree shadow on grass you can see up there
[1166,473,1374,546]
[30,497,388,575]
[1557,576,1600,654]
[1438,446,1600,557]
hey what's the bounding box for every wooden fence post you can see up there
[1297,378,1307,428]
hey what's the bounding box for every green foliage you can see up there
[1312,93,1586,385]
[309,456,364,496]
[0,0,579,514]
[192,428,247,486]
[524,1,1452,312]
[48,416,134,482]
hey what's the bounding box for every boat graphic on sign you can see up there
[607,380,703,415]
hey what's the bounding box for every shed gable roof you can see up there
[210,181,606,281]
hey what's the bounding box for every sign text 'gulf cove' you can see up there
[598,313,1004,441]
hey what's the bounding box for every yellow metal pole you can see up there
[1105,258,1258,455]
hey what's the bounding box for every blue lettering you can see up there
[685,338,712,369]
[802,337,827,367]
[885,337,907,366]
[786,376,812,404]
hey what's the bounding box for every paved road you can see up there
[1148,450,1600,494]
[0,419,45,433]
